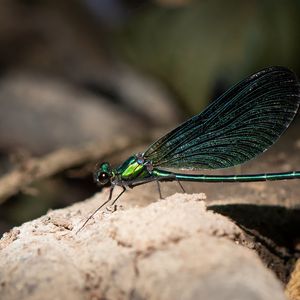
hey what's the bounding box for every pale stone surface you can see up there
[0,193,287,300]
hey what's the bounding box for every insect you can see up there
[77,66,300,233]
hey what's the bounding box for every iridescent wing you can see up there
[144,67,300,169]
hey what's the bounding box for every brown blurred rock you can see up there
[0,72,140,153]
[0,70,178,154]
[0,0,180,155]
[0,193,287,300]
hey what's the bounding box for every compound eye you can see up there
[97,172,110,185]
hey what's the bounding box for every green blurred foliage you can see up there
[118,0,300,114]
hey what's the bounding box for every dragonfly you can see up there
[77,66,300,233]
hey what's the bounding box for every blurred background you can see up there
[0,0,300,236]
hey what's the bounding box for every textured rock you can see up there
[286,258,300,300]
[0,193,286,300]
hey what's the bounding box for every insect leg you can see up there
[156,180,163,199]
[176,178,186,193]
[76,186,114,234]
[110,186,126,207]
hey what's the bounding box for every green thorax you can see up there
[116,155,151,181]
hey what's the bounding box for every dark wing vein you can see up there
[143,66,300,170]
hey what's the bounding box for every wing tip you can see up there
[250,65,300,98]
[250,66,296,79]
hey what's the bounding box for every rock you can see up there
[286,258,300,300]
[0,193,286,300]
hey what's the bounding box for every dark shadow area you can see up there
[208,203,300,253]
[208,203,300,282]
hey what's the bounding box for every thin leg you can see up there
[76,186,114,234]
[156,180,163,199]
[110,186,126,206]
[176,178,186,193]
